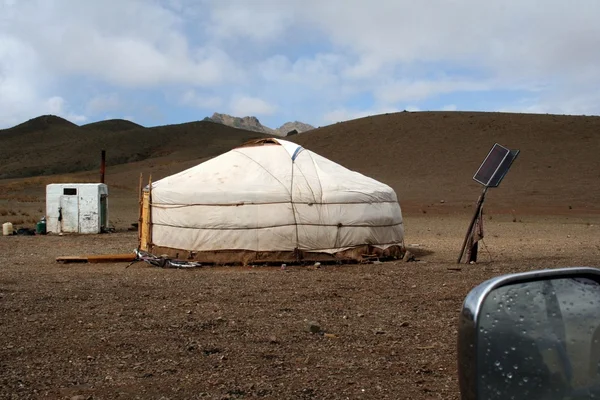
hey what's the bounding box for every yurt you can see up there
[138,138,404,264]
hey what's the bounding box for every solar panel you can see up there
[473,143,520,187]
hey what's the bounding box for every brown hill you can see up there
[81,119,144,132]
[289,111,600,214]
[0,118,269,179]
[1,111,599,225]
[2,115,78,137]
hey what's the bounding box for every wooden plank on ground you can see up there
[56,256,89,263]
[56,254,137,264]
[88,254,137,263]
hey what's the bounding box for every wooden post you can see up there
[140,175,152,251]
[100,150,106,183]
[466,206,484,263]
[457,186,488,264]
[148,174,152,250]
[137,173,143,249]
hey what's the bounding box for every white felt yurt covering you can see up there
[141,138,404,263]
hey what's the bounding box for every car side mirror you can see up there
[458,267,600,399]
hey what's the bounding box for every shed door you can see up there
[60,188,79,233]
[100,194,107,231]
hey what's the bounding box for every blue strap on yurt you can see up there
[291,146,304,161]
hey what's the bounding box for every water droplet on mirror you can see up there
[519,315,524,322]
[523,377,529,383]
[494,361,501,367]
[507,372,513,379]
[513,365,518,370]
[511,346,516,351]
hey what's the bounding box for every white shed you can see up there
[46,183,109,234]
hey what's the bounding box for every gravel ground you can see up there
[1,214,599,400]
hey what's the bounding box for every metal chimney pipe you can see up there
[100,150,106,183]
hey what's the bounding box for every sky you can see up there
[1,0,600,130]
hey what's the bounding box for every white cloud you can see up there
[375,78,494,104]
[500,90,600,116]
[205,2,295,44]
[2,0,241,88]
[180,90,223,109]
[0,34,86,127]
[442,104,458,111]
[298,1,600,78]
[45,96,66,115]
[1,0,600,129]
[259,53,348,90]
[86,93,121,114]
[229,95,276,116]
[0,35,47,126]
[43,96,87,123]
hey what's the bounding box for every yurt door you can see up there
[60,188,79,233]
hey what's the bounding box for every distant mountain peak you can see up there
[204,113,315,136]
[81,119,145,132]
[5,114,78,134]
[277,121,315,136]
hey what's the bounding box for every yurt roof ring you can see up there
[236,138,305,162]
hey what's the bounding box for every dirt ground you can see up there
[1,213,599,400]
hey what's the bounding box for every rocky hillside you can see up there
[277,121,314,136]
[0,114,269,179]
[204,113,314,136]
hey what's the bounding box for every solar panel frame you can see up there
[473,143,519,188]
